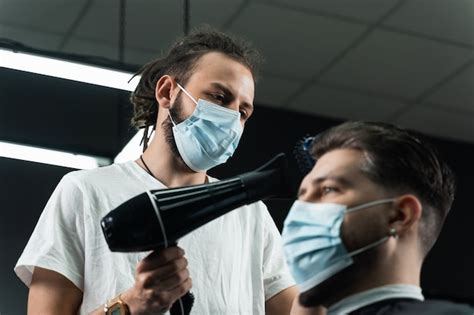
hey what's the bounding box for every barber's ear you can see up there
[155,75,178,109]
[389,195,422,235]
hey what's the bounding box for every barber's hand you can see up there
[122,246,192,315]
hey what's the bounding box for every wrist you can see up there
[104,293,130,315]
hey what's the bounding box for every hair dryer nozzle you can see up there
[239,153,291,201]
[101,192,165,252]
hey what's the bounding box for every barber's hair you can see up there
[130,26,261,131]
[310,121,456,256]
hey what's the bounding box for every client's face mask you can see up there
[169,83,243,172]
[282,198,397,293]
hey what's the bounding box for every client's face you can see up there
[294,148,393,307]
[298,148,390,250]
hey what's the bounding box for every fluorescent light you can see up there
[0,48,139,91]
[114,131,143,163]
[0,141,111,169]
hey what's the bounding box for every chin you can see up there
[298,263,361,307]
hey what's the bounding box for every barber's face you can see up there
[175,51,255,126]
[163,51,255,161]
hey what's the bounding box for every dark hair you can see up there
[130,26,261,131]
[310,121,456,256]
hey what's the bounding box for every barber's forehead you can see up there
[194,52,250,71]
[189,53,255,95]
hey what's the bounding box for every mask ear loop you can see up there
[346,198,396,213]
[168,83,198,127]
[176,83,198,104]
[346,225,399,259]
[343,200,399,258]
[168,112,178,127]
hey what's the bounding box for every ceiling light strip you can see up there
[0,141,111,169]
[0,48,139,91]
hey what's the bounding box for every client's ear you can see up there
[389,194,422,236]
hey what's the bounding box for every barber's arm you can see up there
[290,296,327,315]
[28,267,83,315]
[265,285,297,315]
[265,287,327,315]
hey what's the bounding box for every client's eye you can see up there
[321,186,338,195]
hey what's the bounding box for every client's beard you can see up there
[299,242,383,308]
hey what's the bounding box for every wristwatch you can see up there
[104,294,130,315]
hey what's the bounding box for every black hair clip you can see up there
[294,135,316,175]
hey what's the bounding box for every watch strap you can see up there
[104,294,130,315]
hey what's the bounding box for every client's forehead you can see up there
[312,149,366,180]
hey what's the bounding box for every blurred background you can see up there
[1,0,473,313]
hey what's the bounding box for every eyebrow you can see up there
[297,175,352,197]
[312,175,352,187]
[210,82,254,112]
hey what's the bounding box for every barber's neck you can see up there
[139,133,208,188]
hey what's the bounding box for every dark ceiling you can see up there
[1,0,474,151]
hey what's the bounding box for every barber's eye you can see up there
[211,93,226,102]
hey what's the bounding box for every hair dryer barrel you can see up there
[101,153,290,252]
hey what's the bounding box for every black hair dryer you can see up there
[100,153,290,252]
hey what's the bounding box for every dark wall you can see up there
[1,105,473,314]
[0,159,74,315]
[0,68,135,158]
[418,138,474,303]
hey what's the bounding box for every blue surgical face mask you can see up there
[282,199,397,293]
[169,83,243,172]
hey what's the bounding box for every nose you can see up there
[297,178,320,203]
[297,183,310,202]
[228,99,241,112]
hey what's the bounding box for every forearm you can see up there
[265,286,298,315]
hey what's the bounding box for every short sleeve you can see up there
[260,203,296,300]
[14,172,86,291]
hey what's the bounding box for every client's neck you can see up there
[326,248,422,307]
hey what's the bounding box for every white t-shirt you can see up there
[15,161,294,314]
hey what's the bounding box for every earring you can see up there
[389,228,398,239]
